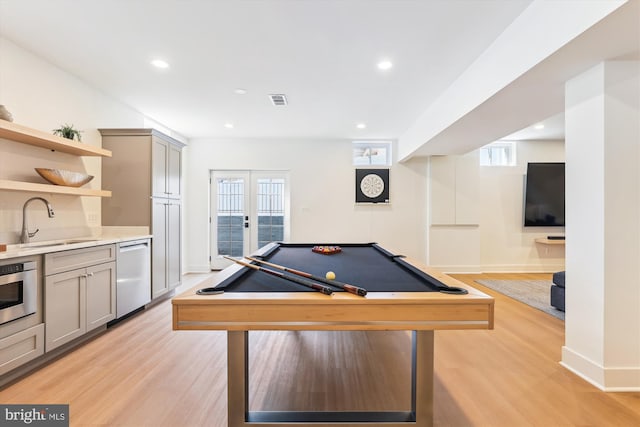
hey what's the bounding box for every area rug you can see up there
[475,279,565,321]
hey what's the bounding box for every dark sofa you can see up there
[550,271,565,311]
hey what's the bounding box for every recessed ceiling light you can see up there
[234,88,247,95]
[151,59,169,69]
[377,60,393,70]
[534,123,545,130]
[356,123,367,129]
[224,123,234,129]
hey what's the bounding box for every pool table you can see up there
[172,243,494,427]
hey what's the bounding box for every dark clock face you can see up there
[355,169,389,203]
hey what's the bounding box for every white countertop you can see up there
[0,230,152,260]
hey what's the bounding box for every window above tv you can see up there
[480,141,516,167]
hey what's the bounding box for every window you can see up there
[256,178,285,249]
[353,141,392,166]
[216,178,245,257]
[480,141,516,166]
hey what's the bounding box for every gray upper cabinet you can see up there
[100,129,185,226]
[152,135,182,199]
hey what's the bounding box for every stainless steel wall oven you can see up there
[0,261,37,325]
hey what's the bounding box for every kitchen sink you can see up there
[19,242,66,248]
[18,238,100,249]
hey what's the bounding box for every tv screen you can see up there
[523,162,565,227]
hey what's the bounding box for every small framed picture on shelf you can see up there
[355,168,389,204]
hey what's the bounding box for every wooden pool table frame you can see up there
[173,243,494,427]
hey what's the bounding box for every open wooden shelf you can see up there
[0,119,112,157]
[535,238,565,246]
[0,119,112,197]
[0,180,111,197]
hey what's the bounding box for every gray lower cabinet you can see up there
[0,324,44,376]
[0,255,45,378]
[44,245,116,352]
[151,198,181,298]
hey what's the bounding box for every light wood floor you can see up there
[1,272,639,426]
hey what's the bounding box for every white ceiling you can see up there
[0,0,637,152]
[502,112,565,142]
[0,0,532,141]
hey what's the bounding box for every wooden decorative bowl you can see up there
[35,168,94,187]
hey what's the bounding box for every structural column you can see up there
[563,61,640,390]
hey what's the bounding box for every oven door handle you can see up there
[0,271,29,286]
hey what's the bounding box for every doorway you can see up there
[210,171,290,269]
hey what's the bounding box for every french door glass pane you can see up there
[217,178,244,257]
[256,178,285,248]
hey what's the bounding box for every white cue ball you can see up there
[325,271,336,280]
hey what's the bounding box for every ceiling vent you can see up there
[269,94,288,106]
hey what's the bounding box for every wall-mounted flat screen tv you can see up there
[523,162,565,227]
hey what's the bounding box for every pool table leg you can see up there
[414,330,435,427]
[227,330,434,427]
[227,330,249,427]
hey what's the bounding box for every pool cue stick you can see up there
[223,256,333,295]
[245,256,367,297]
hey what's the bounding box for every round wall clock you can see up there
[355,169,390,203]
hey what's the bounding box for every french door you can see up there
[210,171,289,269]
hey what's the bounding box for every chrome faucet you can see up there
[20,197,55,243]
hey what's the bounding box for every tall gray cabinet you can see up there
[99,129,185,299]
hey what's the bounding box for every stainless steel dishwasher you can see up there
[116,239,151,318]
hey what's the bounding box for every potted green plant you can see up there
[53,123,82,141]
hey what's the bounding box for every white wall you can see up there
[428,151,481,271]
[0,37,146,243]
[183,138,428,272]
[428,139,566,273]
[479,140,565,271]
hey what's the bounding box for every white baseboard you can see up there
[431,264,565,274]
[184,264,212,274]
[430,265,482,274]
[561,346,640,391]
